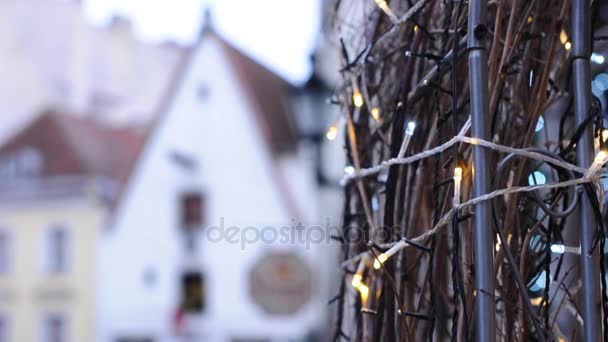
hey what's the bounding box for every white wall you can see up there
[99,34,330,342]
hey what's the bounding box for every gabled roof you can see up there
[215,36,298,154]
[154,27,298,155]
[0,110,144,186]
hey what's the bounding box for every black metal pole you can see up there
[468,0,495,340]
[572,0,602,340]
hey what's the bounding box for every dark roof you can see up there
[0,110,144,186]
[216,36,298,154]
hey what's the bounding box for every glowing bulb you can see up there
[587,150,608,176]
[564,41,572,51]
[530,297,543,306]
[373,254,388,269]
[527,16,533,24]
[469,138,479,145]
[453,167,463,206]
[397,121,416,158]
[414,25,419,33]
[602,129,608,143]
[352,257,367,288]
[373,0,399,23]
[535,116,544,133]
[591,53,605,65]
[344,166,355,175]
[353,90,364,108]
[371,107,381,122]
[358,284,370,302]
[351,274,363,288]
[527,171,547,186]
[559,30,569,45]
[405,121,416,136]
[373,240,407,269]
[326,124,338,141]
[550,244,565,254]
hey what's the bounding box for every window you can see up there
[180,272,205,313]
[45,226,70,274]
[0,230,11,274]
[180,193,204,229]
[42,314,66,342]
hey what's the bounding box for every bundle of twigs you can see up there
[328,0,606,340]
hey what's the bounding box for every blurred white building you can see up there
[0,0,183,141]
[99,23,342,341]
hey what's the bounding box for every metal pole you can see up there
[468,0,495,340]
[572,0,602,340]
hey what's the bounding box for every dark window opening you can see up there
[180,193,204,229]
[180,272,205,313]
[48,228,67,273]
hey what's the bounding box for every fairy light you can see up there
[527,16,533,24]
[453,167,463,207]
[602,129,608,143]
[373,0,399,24]
[414,25,419,33]
[586,150,608,177]
[550,243,581,255]
[371,107,381,122]
[344,165,356,175]
[351,257,368,288]
[397,121,416,158]
[326,124,339,141]
[358,283,370,302]
[373,240,408,269]
[564,42,572,51]
[353,89,364,108]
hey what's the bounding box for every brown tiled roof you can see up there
[215,35,298,154]
[0,110,144,186]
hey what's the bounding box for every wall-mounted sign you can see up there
[249,251,312,316]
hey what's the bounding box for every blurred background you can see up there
[0,0,345,341]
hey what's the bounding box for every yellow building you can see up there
[0,112,143,342]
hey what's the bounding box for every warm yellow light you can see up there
[351,274,363,288]
[602,129,608,143]
[353,91,364,108]
[454,167,463,181]
[469,138,479,145]
[373,0,399,23]
[373,253,388,269]
[530,297,543,306]
[358,284,370,302]
[326,124,338,141]
[560,30,569,45]
[414,25,419,33]
[371,107,381,122]
[527,16,533,24]
[564,41,572,51]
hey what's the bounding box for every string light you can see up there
[586,150,608,177]
[560,29,571,50]
[326,124,339,141]
[453,166,463,206]
[602,129,608,143]
[351,256,368,288]
[358,283,370,302]
[550,243,581,255]
[352,80,364,108]
[397,121,416,158]
[373,0,399,24]
[373,240,408,269]
[344,165,356,175]
[371,107,381,122]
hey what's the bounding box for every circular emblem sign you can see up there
[249,252,313,316]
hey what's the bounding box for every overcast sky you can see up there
[83,0,321,84]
